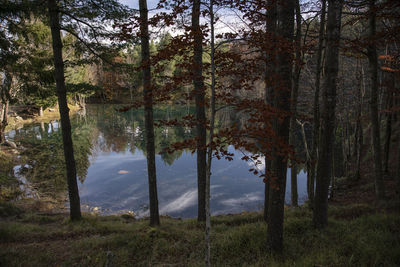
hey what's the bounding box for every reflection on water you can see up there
[7,104,307,218]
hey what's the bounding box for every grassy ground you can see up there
[0,203,399,266]
[0,151,21,201]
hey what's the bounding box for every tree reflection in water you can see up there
[8,104,308,217]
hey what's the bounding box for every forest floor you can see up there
[0,201,399,266]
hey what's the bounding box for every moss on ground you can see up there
[0,204,399,266]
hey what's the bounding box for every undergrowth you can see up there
[0,204,399,266]
[0,151,21,201]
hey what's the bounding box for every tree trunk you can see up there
[330,128,336,199]
[289,0,302,207]
[367,0,386,201]
[39,106,44,117]
[266,0,294,252]
[81,96,87,117]
[313,0,342,229]
[355,124,363,180]
[354,66,364,180]
[290,164,298,206]
[139,0,160,226]
[48,0,81,221]
[263,0,277,222]
[0,103,4,143]
[192,0,207,222]
[0,70,12,144]
[397,131,400,200]
[0,102,8,144]
[298,120,311,168]
[340,119,348,177]
[309,0,326,209]
[205,1,216,265]
[383,89,393,173]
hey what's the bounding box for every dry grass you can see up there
[0,204,399,266]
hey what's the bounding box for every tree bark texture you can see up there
[289,0,302,207]
[309,0,326,209]
[192,0,207,222]
[266,0,294,252]
[367,0,386,201]
[263,0,277,222]
[139,0,160,226]
[0,71,11,144]
[0,102,8,144]
[205,1,216,265]
[383,89,393,173]
[397,131,400,201]
[48,0,81,221]
[354,65,364,180]
[313,0,342,228]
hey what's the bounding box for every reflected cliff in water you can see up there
[7,104,308,217]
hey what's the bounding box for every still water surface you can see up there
[7,105,307,217]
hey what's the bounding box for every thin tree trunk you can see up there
[0,104,4,127]
[263,0,277,222]
[330,127,336,199]
[0,70,12,144]
[397,131,400,200]
[130,87,133,102]
[192,0,207,222]
[313,0,342,229]
[139,0,160,226]
[355,125,363,180]
[383,90,393,173]
[205,1,216,265]
[367,0,386,201]
[266,0,294,252]
[290,164,298,206]
[341,118,347,176]
[80,95,86,117]
[0,101,8,144]
[309,0,326,209]
[355,65,364,180]
[289,0,302,207]
[298,121,312,186]
[48,0,81,221]
[0,104,4,142]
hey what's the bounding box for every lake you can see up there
[7,104,308,218]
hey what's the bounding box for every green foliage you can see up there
[1,0,131,108]
[12,18,57,108]
[66,83,102,96]
[63,33,100,100]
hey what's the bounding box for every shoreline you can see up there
[5,104,81,134]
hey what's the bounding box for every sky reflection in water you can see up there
[9,105,308,218]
